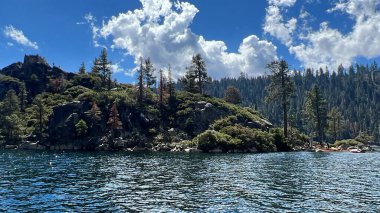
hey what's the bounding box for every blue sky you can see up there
[1,0,380,83]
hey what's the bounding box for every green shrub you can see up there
[184,117,195,135]
[355,132,375,144]
[194,130,237,152]
[334,139,359,147]
[211,116,238,131]
[77,91,99,102]
[71,73,102,90]
[64,86,93,99]
[220,124,276,152]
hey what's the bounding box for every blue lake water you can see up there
[0,150,379,212]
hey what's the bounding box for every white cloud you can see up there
[7,42,14,47]
[93,0,277,79]
[289,0,380,70]
[84,13,95,23]
[80,12,104,48]
[299,8,310,19]
[263,0,380,70]
[110,63,125,74]
[263,5,297,46]
[3,25,38,49]
[268,0,296,7]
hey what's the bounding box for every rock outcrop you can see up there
[0,55,76,97]
[48,101,92,143]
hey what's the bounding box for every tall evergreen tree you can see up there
[107,101,123,141]
[19,85,28,113]
[167,64,175,99]
[190,54,210,94]
[180,66,197,93]
[33,96,45,140]
[91,58,100,75]
[0,90,22,143]
[159,69,165,112]
[304,85,328,144]
[265,60,295,138]
[2,90,20,114]
[96,48,112,90]
[79,62,86,75]
[138,57,144,103]
[143,58,156,88]
[2,114,23,143]
[86,101,101,128]
[327,107,343,142]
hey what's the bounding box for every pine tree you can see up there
[75,119,88,138]
[2,90,20,115]
[79,62,86,75]
[191,54,210,94]
[304,85,328,145]
[224,86,242,104]
[86,101,101,127]
[167,64,175,98]
[138,57,144,103]
[158,69,166,116]
[91,58,100,75]
[96,48,112,90]
[327,107,343,142]
[19,85,28,113]
[265,60,295,138]
[107,101,123,140]
[2,114,23,143]
[0,90,22,143]
[180,66,197,93]
[33,96,45,140]
[143,58,156,88]
[159,69,165,112]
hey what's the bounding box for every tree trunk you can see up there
[283,102,288,138]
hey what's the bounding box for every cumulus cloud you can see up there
[93,0,277,79]
[263,0,380,70]
[263,5,297,46]
[3,25,38,49]
[289,0,380,69]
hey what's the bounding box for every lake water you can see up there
[0,150,379,212]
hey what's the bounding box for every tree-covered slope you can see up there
[0,55,299,152]
[206,64,380,142]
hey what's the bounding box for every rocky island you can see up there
[0,54,308,153]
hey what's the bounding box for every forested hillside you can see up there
[207,63,380,142]
[0,52,299,152]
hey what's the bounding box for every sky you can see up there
[1,0,380,83]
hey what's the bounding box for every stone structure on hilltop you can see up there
[23,55,48,66]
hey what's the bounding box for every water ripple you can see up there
[0,150,379,212]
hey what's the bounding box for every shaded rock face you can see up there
[179,101,231,135]
[47,100,154,149]
[48,101,91,144]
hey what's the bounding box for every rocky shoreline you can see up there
[1,136,261,153]
[2,141,262,153]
